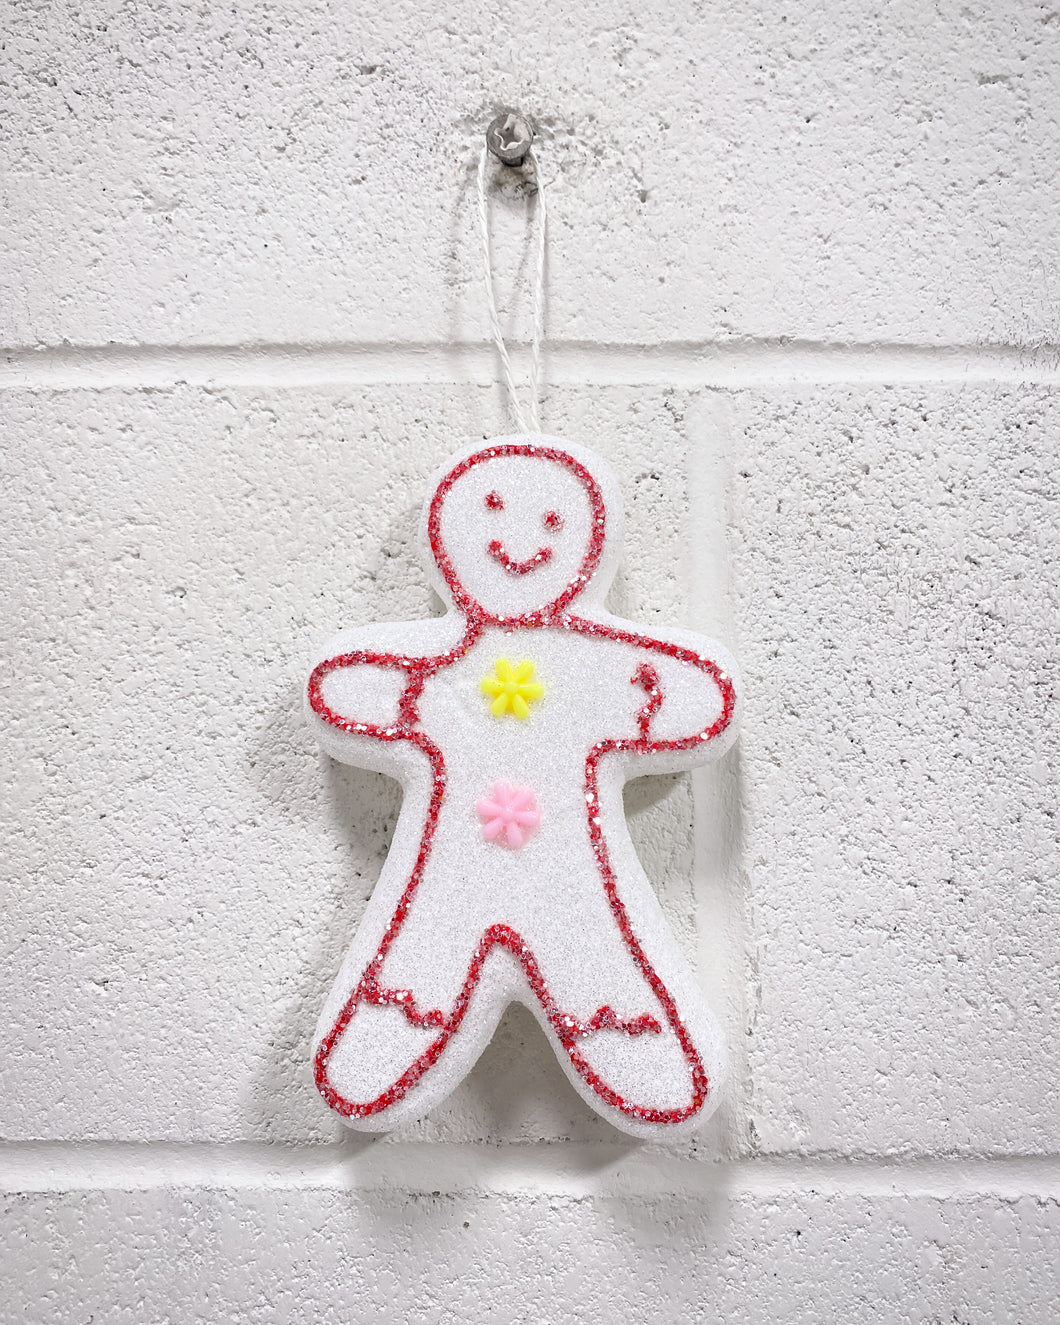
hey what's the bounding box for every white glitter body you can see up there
[306,436,741,1138]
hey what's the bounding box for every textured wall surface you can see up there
[2,1,1058,1321]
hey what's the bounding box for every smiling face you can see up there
[427,443,612,623]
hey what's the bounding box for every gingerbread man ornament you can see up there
[306,436,741,1138]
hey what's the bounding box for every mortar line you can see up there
[3,340,1060,391]
[2,1143,1059,1199]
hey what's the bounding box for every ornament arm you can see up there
[568,616,741,758]
[304,617,475,765]
[637,627,740,750]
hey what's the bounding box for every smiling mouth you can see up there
[487,540,554,576]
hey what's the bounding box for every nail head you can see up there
[486,112,534,166]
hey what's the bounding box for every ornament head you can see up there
[424,437,624,625]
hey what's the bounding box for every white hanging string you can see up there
[476,144,547,435]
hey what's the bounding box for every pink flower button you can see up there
[476,781,541,850]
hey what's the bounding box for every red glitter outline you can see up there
[486,539,554,576]
[307,443,736,1127]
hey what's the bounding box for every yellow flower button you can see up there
[480,658,545,720]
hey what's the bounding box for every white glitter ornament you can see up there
[305,435,741,1138]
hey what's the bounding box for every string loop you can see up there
[476,145,547,435]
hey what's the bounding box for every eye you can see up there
[543,509,564,531]
[484,491,504,511]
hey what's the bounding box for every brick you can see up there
[729,384,1060,1155]
[3,1,1058,348]
[1,1184,1057,1323]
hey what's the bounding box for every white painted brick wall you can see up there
[2,1,1057,1320]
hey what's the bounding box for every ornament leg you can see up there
[311,915,507,1130]
[530,895,726,1133]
